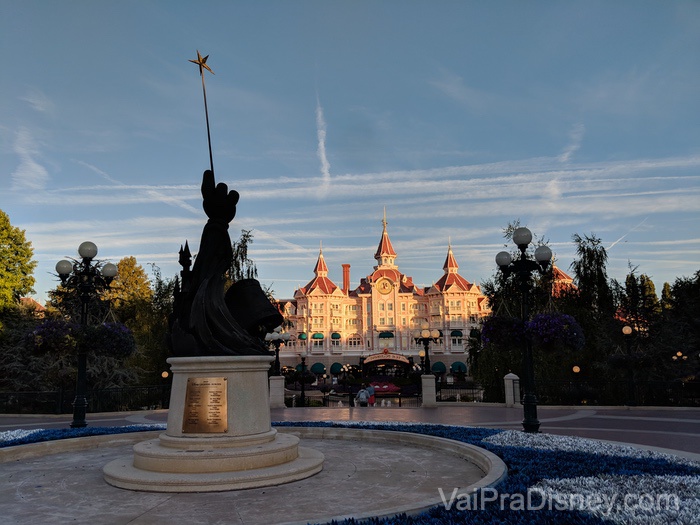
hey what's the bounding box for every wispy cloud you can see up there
[558,123,585,163]
[20,88,54,113]
[429,68,501,113]
[315,96,331,197]
[11,128,49,191]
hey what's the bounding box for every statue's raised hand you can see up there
[201,170,239,225]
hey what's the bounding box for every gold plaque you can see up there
[182,377,228,433]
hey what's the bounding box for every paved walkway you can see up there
[2,405,700,524]
[3,404,700,458]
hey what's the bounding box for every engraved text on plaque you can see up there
[182,377,228,433]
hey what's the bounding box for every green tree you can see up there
[656,271,700,380]
[227,229,258,283]
[108,256,153,308]
[0,209,37,309]
[619,270,661,333]
[569,233,614,315]
[125,265,176,383]
[0,304,46,391]
[661,282,673,315]
[558,233,619,380]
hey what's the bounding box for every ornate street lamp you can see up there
[56,241,117,428]
[412,322,440,375]
[495,227,552,433]
[265,326,290,376]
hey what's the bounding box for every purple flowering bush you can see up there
[27,320,135,358]
[527,313,585,351]
[481,313,584,352]
[27,319,78,354]
[481,316,526,348]
[89,322,136,358]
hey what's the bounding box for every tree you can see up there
[227,229,258,283]
[0,209,37,309]
[108,256,153,307]
[569,233,614,315]
[556,233,619,379]
[124,265,176,383]
[656,271,700,380]
[0,303,46,391]
[661,282,673,315]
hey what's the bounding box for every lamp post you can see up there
[418,350,425,371]
[265,326,290,376]
[56,241,117,428]
[298,355,307,407]
[495,227,552,433]
[622,325,636,406]
[413,322,439,376]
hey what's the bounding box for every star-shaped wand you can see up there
[189,50,215,174]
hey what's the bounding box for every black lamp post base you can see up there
[71,398,88,428]
[521,394,540,433]
[522,420,540,433]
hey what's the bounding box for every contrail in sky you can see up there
[77,161,200,215]
[608,217,649,250]
[316,96,331,196]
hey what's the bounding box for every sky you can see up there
[1,1,699,304]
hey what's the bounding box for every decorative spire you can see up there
[443,242,459,274]
[313,245,329,276]
[374,209,397,265]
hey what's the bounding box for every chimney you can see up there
[342,264,351,295]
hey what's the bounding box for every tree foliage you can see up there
[0,209,37,309]
[227,229,258,283]
[124,265,176,382]
[107,256,153,311]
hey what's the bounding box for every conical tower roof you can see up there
[374,209,397,265]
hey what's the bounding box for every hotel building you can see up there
[275,216,492,377]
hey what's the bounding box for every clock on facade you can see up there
[376,278,393,295]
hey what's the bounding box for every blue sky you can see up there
[2,1,699,303]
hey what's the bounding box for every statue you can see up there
[170,170,282,357]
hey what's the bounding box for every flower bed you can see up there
[2,422,699,524]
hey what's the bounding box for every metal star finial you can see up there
[189,50,215,173]
[189,50,214,77]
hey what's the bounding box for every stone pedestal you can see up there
[421,374,437,407]
[269,375,286,409]
[504,373,520,408]
[104,356,323,492]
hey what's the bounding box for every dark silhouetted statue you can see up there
[170,170,282,357]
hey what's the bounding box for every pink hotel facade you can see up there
[275,217,492,375]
